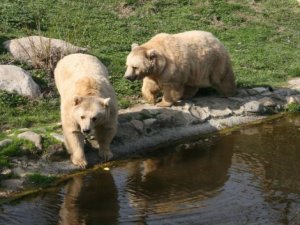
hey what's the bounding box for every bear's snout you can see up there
[82,128,91,134]
[124,74,137,81]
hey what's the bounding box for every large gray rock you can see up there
[17,131,42,150]
[0,65,41,98]
[244,101,265,114]
[0,139,12,148]
[3,36,87,70]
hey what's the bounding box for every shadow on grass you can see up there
[0,36,10,54]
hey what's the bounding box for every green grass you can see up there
[0,0,299,137]
[26,173,57,188]
[0,139,36,167]
[286,103,300,113]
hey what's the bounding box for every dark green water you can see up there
[1,115,300,225]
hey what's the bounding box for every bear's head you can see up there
[124,43,164,81]
[72,96,110,134]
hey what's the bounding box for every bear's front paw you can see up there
[71,155,88,169]
[99,150,113,162]
[156,101,173,107]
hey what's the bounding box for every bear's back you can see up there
[54,53,112,99]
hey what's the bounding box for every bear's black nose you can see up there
[83,129,90,134]
[124,75,136,81]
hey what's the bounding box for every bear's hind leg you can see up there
[94,126,116,161]
[142,77,160,104]
[63,129,87,168]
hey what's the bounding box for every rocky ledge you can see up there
[1,78,300,199]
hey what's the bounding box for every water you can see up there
[1,115,300,225]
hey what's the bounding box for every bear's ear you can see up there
[74,96,83,106]
[131,43,139,50]
[147,49,157,62]
[100,97,111,107]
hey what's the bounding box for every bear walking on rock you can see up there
[124,30,236,107]
[54,53,118,168]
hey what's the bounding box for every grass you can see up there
[0,139,36,167]
[0,0,299,142]
[286,103,300,113]
[26,173,57,188]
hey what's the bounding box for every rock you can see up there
[115,122,139,142]
[273,88,298,97]
[17,131,42,150]
[258,97,277,107]
[12,167,27,177]
[209,108,232,118]
[228,97,245,103]
[244,101,265,114]
[252,87,268,94]
[130,120,144,133]
[233,106,245,116]
[0,139,12,148]
[1,169,12,176]
[286,95,300,104]
[51,133,64,143]
[189,106,210,122]
[236,89,249,97]
[3,36,87,70]
[41,144,66,161]
[0,65,41,98]
[1,179,24,191]
[143,118,157,128]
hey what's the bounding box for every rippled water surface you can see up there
[1,115,300,225]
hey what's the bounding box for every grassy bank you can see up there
[0,0,299,154]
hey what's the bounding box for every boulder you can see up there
[0,139,12,148]
[17,131,42,150]
[3,36,87,70]
[0,65,41,98]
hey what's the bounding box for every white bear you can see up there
[54,53,118,168]
[124,30,236,107]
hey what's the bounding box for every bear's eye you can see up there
[91,117,97,122]
[81,116,85,119]
[132,66,138,71]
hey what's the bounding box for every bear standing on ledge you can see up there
[124,30,236,107]
[54,54,118,168]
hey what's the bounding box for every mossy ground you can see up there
[0,0,299,166]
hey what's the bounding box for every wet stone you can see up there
[1,179,24,191]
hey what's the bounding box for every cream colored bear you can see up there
[124,30,236,107]
[54,53,118,168]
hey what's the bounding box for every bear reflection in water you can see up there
[57,135,235,224]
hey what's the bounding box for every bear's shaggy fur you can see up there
[54,53,118,168]
[124,30,236,107]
